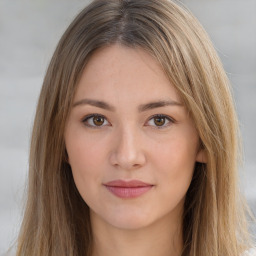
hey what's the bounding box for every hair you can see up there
[16,0,255,255]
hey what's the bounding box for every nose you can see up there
[109,126,146,171]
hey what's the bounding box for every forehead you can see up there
[74,44,181,104]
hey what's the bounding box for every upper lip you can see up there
[104,179,153,187]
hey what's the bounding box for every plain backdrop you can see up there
[0,0,255,254]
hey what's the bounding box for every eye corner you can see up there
[81,113,110,128]
[146,114,176,129]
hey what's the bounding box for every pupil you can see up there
[154,117,165,126]
[93,116,104,126]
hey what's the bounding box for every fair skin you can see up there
[65,44,206,256]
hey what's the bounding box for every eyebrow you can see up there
[73,98,183,112]
[138,100,183,112]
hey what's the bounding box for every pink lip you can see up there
[104,180,153,199]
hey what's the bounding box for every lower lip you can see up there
[105,186,153,198]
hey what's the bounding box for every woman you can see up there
[16,0,255,255]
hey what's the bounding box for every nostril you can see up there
[109,147,146,170]
[108,128,146,169]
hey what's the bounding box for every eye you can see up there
[82,114,110,128]
[146,114,174,128]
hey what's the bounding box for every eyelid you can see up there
[145,114,176,129]
[82,113,110,128]
[81,113,176,129]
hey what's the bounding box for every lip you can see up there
[104,179,154,199]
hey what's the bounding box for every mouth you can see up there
[103,179,154,199]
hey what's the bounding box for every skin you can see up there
[64,44,206,256]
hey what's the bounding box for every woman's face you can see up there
[65,44,205,230]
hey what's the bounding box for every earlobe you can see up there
[196,149,207,163]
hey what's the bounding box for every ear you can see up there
[196,148,207,163]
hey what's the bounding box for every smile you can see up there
[104,180,154,199]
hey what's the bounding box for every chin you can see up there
[104,212,156,230]
[111,220,151,230]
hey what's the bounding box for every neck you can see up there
[90,212,183,256]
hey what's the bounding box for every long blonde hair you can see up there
[16,0,255,255]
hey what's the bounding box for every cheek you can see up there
[155,134,197,196]
[66,128,107,172]
[65,132,108,197]
[156,133,197,171]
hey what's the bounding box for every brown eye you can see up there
[147,114,174,129]
[154,116,166,126]
[93,116,105,126]
[82,114,109,128]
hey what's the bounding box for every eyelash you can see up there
[81,113,175,129]
[145,114,175,129]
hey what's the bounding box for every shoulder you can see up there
[243,248,256,256]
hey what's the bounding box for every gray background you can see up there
[0,0,255,254]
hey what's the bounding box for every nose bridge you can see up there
[110,123,146,170]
